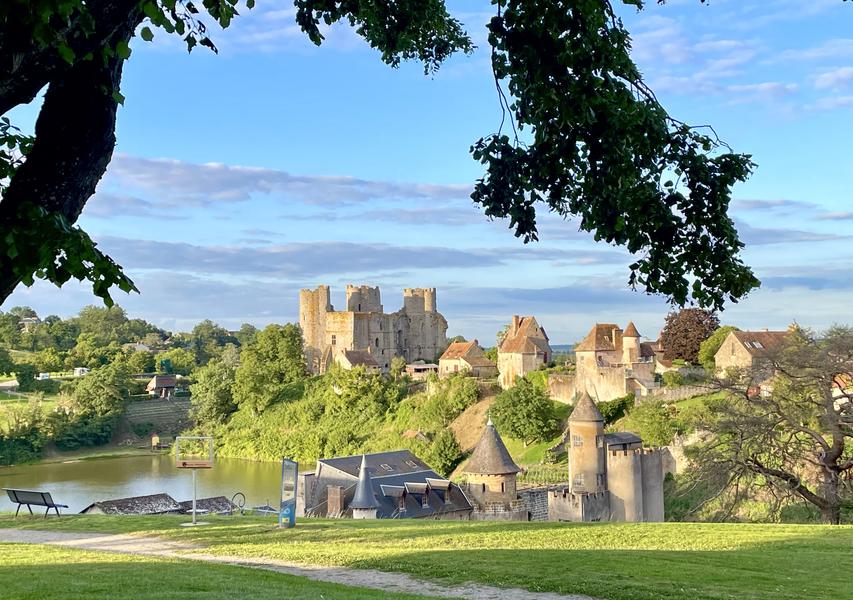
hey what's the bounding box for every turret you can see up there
[622,321,640,364]
[463,418,521,506]
[568,391,606,493]
[350,455,379,519]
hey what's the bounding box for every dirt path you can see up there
[0,528,598,600]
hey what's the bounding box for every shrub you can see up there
[491,378,557,445]
[662,371,685,388]
[598,394,634,425]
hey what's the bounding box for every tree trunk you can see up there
[820,504,841,525]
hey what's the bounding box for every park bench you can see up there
[3,488,68,518]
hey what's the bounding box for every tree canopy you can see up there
[1,0,762,311]
[661,308,720,363]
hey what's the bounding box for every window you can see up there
[597,473,606,487]
[572,435,583,447]
[331,335,336,346]
[596,435,604,448]
[731,342,735,356]
[375,337,379,347]
[753,341,763,349]
[501,482,505,493]
[482,483,486,493]
[573,473,585,487]
[380,464,393,472]
[405,460,419,468]
[358,303,361,311]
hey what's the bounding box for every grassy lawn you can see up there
[0,543,435,600]
[0,393,59,429]
[2,516,850,600]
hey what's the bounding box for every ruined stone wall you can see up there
[607,448,644,522]
[471,500,528,521]
[574,360,630,402]
[346,285,383,312]
[547,373,577,404]
[518,488,550,521]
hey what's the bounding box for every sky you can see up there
[5,0,853,345]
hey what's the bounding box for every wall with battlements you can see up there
[300,285,448,373]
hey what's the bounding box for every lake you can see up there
[0,455,290,513]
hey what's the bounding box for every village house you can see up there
[334,349,381,373]
[461,418,528,520]
[713,329,789,377]
[300,285,448,374]
[438,340,497,379]
[146,374,177,399]
[296,450,472,520]
[548,392,664,522]
[405,362,439,380]
[80,493,183,515]
[497,315,553,389]
[572,322,660,402]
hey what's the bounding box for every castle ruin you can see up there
[300,285,448,373]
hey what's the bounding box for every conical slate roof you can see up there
[463,418,521,475]
[569,391,603,422]
[623,321,641,338]
[350,455,379,509]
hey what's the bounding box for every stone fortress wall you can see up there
[300,284,448,373]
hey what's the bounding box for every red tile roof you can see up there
[499,316,551,355]
[575,323,622,352]
[440,341,494,368]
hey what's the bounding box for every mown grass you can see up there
[0,542,435,600]
[2,516,850,600]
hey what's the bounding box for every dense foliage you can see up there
[491,378,557,445]
[697,325,739,371]
[660,308,720,363]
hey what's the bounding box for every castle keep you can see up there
[300,285,448,373]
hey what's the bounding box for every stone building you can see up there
[296,450,472,519]
[497,315,553,389]
[438,340,497,379]
[300,285,448,374]
[335,349,380,373]
[548,392,664,522]
[461,418,528,520]
[572,322,660,402]
[713,330,789,376]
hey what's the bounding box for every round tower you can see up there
[569,391,606,493]
[350,455,379,519]
[462,418,522,506]
[622,321,641,364]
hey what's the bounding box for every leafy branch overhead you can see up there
[1,0,759,309]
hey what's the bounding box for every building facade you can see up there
[438,340,497,379]
[714,330,789,376]
[497,315,553,389]
[300,285,448,374]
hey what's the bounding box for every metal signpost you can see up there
[279,458,298,528]
[175,436,214,526]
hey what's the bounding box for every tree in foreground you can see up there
[233,323,305,416]
[661,308,720,364]
[694,326,853,524]
[1,0,759,311]
[491,377,556,446]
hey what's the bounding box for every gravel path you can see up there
[0,528,598,600]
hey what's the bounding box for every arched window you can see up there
[375,337,379,347]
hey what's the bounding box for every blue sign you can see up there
[280,458,298,529]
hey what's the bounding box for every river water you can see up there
[0,455,290,514]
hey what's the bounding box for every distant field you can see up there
[0,543,430,600]
[0,393,58,428]
[1,516,849,600]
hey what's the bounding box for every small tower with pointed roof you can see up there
[568,391,606,494]
[622,321,641,364]
[350,455,379,519]
[462,418,522,508]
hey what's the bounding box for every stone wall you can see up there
[640,449,665,522]
[518,487,550,521]
[547,373,576,404]
[607,448,644,522]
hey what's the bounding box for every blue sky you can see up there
[5,0,853,344]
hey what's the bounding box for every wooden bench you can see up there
[4,488,69,518]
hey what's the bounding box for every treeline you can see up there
[0,304,260,376]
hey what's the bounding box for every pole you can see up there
[192,469,197,526]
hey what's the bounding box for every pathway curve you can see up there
[0,529,599,600]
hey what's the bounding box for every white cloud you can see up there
[814,66,853,90]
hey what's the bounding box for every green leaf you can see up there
[140,26,154,42]
[57,42,75,65]
[115,40,131,60]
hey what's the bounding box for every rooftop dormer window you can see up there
[380,464,393,472]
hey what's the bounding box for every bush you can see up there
[598,394,634,425]
[662,371,685,388]
[424,429,463,477]
[617,400,677,446]
[491,378,557,445]
[131,421,156,437]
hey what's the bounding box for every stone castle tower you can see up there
[568,391,607,493]
[299,284,448,373]
[463,418,528,521]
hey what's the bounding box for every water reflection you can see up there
[0,455,290,513]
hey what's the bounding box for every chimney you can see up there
[512,315,520,334]
[473,339,479,347]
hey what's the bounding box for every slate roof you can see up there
[499,317,551,355]
[731,330,788,357]
[319,450,431,478]
[604,432,643,448]
[350,455,380,510]
[440,340,495,368]
[342,349,379,368]
[569,391,604,422]
[178,496,237,515]
[639,342,658,358]
[575,323,621,352]
[80,493,182,515]
[463,419,521,475]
